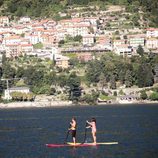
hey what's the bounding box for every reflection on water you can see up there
[0,104,158,158]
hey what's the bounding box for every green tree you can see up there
[125,70,133,87]
[137,45,144,56]
[16,67,25,78]
[140,90,148,100]
[99,73,107,90]
[110,74,116,89]
[57,74,67,87]
[58,40,65,47]
[137,63,154,87]
[2,63,16,79]
[2,53,7,65]
[86,60,102,83]
[74,35,82,42]
[67,72,81,101]
[33,42,43,49]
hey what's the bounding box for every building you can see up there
[2,35,21,45]
[77,53,93,62]
[19,16,31,24]
[5,44,19,57]
[27,49,52,59]
[55,54,69,69]
[146,38,158,49]
[4,87,30,100]
[66,24,90,37]
[82,35,94,46]
[12,26,29,34]
[97,36,112,50]
[114,44,133,57]
[25,34,40,45]
[113,39,125,48]
[128,34,145,48]
[19,44,34,54]
[146,28,158,38]
[0,16,9,26]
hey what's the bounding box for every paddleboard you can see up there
[46,142,118,148]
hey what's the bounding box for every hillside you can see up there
[0,0,158,26]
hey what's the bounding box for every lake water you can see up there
[0,104,158,158]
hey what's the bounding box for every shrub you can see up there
[149,92,158,101]
[140,90,148,100]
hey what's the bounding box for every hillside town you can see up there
[0,7,158,66]
[0,6,158,107]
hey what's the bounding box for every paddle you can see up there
[64,124,71,144]
[82,122,88,144]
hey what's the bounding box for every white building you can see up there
[128,35,145,48]
[20,44,34,54]
[19,17,31,24]
[82,35,94,46]
[146,38,158,49]
[114,44,133,57]
[66,24,90,37]
[12,26,29,34]
[2,35,21,45]
[25,34,40,44]
[4,87,30,100]
[0,16,9,26]
[146,28,158,38]
[113,40,125,48]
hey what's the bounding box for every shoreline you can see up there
[0,101,73,109]
[0,100,158,109]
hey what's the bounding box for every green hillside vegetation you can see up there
[1,51,158,103]
[0,0,158,26]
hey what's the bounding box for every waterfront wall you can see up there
[0,101,73,108]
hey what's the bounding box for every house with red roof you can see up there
[146,28,158,38]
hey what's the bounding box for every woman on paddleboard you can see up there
[86,118,97,144]
[69,117,77,144]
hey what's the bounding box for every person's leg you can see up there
[73,137,76,144]
[72,130,76,144]
[92,132,96,144]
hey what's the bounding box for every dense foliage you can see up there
[0,55,82,101]
[0,0,158,26]
[85,53,155,88]
[1,52,158,102]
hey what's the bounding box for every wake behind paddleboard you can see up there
[46,142,118,148]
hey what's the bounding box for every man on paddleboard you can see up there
[86,118,97,144]
[69,117,77,144]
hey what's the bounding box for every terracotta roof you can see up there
[147,28,158,31]
[21,44,32,47]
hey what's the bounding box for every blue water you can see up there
[0,104,158,158]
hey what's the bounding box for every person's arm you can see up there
[69,121,76,130]
[69,121,72,130]
[86,120,92,126]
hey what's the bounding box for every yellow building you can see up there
[55,55,69,69]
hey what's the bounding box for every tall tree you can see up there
[137,45,144,56]
[125,70,133,87]
[99,73,107,90]
[110,74,116,89]
[137,63,154,87]
[86,60,102,83]
[67,72,81,101]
